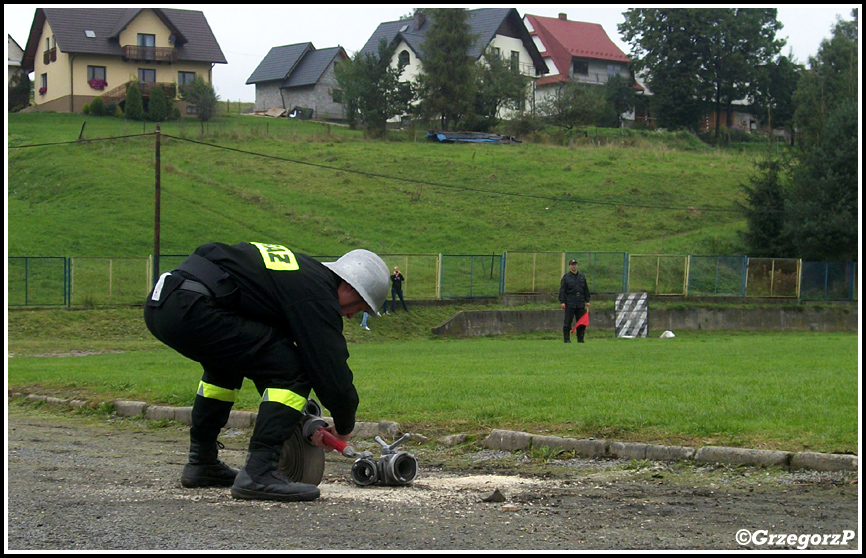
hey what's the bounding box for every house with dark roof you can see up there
[8,34,26,86]
[246,43,348,119]
[22,8,226,113]
[360,9,547,117]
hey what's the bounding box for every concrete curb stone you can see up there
[695,446,790,467]
[8,392,858,473]
[482,429,532,451]
[790,451,858,472]
[144,405,176,421]
[647,444,696,461]
[609,441,647,460]
[115,400,148,417]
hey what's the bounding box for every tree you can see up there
[125,81,144,120]
[148,84,168,122]
[468,46,532,131]
[181,76,219,134]
[620,9,710,131]
[334,54,362,130]
[748,54,802,142]
[784,99,858,261]
[700,9,784,140]
[604,74,636,127]
[8,71,31,111]
[740,10,858,262]
[619,8,784,137]
[538,81,608,144]
[793,10,858,149]
[784,10,858,262]
[334,38,412,137]
[739,158,791,257]
[414,8,476,130]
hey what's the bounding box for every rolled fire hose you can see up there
[278,398,418,486]
[278,399,326,486]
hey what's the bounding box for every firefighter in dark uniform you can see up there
[144,242,389,502]
[559,258,591,343]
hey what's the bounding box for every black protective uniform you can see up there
[144,242,358,456]
[559,269,591,343]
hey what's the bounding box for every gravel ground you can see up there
[6,401,860,551]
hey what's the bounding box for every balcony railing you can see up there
[122,45,178,63]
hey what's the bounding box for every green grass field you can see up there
[6,114,856,457]
[8,112,765,259]
[7,307,858,455]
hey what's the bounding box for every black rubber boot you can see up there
[563,329,571,343]
[181,440,239,488]
[231,450,320,502]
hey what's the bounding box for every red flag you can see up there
[571,311,589,334]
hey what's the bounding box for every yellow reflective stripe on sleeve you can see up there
[197,381,238,403]
[250,242,299,271]
[261,388,307,412]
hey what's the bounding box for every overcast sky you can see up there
[5,5,858,102]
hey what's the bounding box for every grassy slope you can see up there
[8,113,769,258]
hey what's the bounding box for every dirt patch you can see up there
[6,401,859,551]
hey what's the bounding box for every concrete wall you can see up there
[432,306,858,337]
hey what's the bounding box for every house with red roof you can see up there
[524,12,648,125]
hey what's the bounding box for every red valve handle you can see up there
[317,427,349,453]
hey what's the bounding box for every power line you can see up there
[8,133,153,149]
[163,133,743,214]
[9,130,744,214]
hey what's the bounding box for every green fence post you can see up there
[499,252,506,295]
[66,257,72,307]
[623,253,629,293]
[437,254,443,300]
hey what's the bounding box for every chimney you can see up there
[414,11,426,30]
[559,13,567,20]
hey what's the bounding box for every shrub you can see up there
[125,82,144,121]
[89,97,105,116]
[149,86,167,122]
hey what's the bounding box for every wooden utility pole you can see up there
[153,124,161,287]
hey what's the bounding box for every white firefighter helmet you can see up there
[323,249,389,315]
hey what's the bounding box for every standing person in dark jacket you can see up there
[559,258,591,343]
[388,266,409,313]
[144,242,389,502]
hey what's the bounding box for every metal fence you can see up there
[7,252,858,307]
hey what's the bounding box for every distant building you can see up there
[22,8,226,113]
[524,12,646,125]
[8,34,26,85]
[246,43,348,119]
[361,8,548,118]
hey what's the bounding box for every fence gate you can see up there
[615,292,649,338]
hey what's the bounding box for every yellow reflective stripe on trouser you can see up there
[261,388,307,412]
[197,381,238,403]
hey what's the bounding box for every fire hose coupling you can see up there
[351,434,418,487]
[300,399,418,486]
